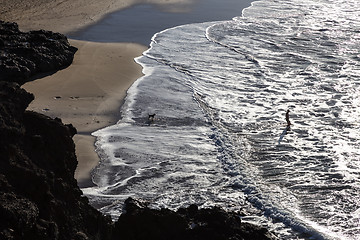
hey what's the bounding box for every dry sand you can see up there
[23,40,147,187]
[0,0,194,34]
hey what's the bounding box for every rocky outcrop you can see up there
[0,20,111,240]
[115,198,275,240]
[0,20,77,84]
[0,81,113,240]
[0,20,276,240]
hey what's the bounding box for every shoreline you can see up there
[0,13,276,240]
[3,0,253,188]
[23,40,147,187]
[1,0,197,188]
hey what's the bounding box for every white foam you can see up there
[85,0,360,239]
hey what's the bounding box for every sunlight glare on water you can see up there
[84,0,360,239]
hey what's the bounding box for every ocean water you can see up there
[83,0,360,239]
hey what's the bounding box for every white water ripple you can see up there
[84,0,360,239]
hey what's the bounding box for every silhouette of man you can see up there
[286,109,291,130]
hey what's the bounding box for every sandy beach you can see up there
[0,0,194,187]
[23,40,146,187]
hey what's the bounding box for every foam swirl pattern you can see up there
[84,0,360,239]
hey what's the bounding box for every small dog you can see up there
[148,113,156,122]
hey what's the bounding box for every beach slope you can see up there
[23,40,146,186]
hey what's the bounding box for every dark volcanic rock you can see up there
[0,20,77,84]
[0,82,112,240]
[114,198,276,240]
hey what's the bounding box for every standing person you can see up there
[286,109,291,129]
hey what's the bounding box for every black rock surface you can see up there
[114,198,276,240]
[0,81,113,240]
[0,20,77,84]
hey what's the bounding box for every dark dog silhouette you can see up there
[148,114,156,122]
